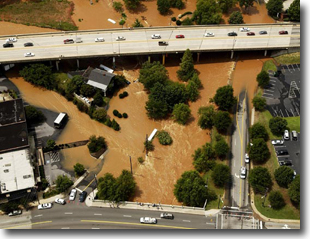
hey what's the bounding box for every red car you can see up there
[176,35,185,38]
[279,31,288,35]
[247,32,255,36]
[64,39,74,44]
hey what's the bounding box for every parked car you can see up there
[279,31,288,35]
[8,210,22,216]
[279,160,292,166]
[24,52,35,57]
[6,37,17,42]
[64,39,74,44]
[160,213,174,219]
[3,43,14,48]
[228,32,237,36]
[69,189,77,201]
[158,41,168,46]
[240,167,247,179]
[247,32,255,36]
[204,32,214,37]
[116,36,126,41]
[240,27,250,32]
[38,203,53,210]
[24,42,34,47]
[283,130,290,140]
[95,38,105,42]
[271,139,284,145]
[79,191,87,202]
[151,34,161,39]
[292,130,298,141]
[176,35,185,38]
[140,217,157,224]
[259,31,268,35]
[276,149,289,156]
[55,198,66,205]
[245,153,250,163]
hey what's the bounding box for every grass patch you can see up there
[256,110,281,140]
[274,52,300,65]
[286,116,300,132]
[262,60,277,72]
[54,73,70,90]
[0,0,77,31]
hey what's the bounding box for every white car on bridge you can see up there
[151,34,161,39]
[95,38,105,42]
[6,37,17,42]
[116,36,126,41]
[140,217,157,224]
[240,27,250,32]
[204,32,215,37]
[24,52,35,57]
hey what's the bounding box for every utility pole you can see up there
[145,134,148,156]
[129,156,133,174]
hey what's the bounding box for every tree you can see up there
[66,75,84,95]
[186,80,200,102]
[46,139,56,150]
[213,111,232,133]
[214,140,229,159]
[174,170,217,207]
[80,84,95,97]
[266,0,283,18]
[157,0,170,14]
[172,103,191,125]
[198,105,215,129]
[219,0,236,13]
[20,64,54,89]
[269,117,288,136]
[113,1,123,12]
[288,0,300,22]
[288,175,300,207]
[157,130,173,145]
[268,191,286,210]
[123,0,141,10]
[55,175,73,193]
[114,170,136,202]
[145,98,169,119]
[87,135,107,153]
[139,61,168,90]
[144,140,154,151]
[170,0,185,9]
[93,108,107,123]
[252,95,266,111]
[93,92,103,106]
[74,163,85,177]
[212,164,230,187]
[238,0,255,11]
[182,17,193,25]
[191,73,202,89]
[213,85,237,111]
[249,166,272,194]
[111,119,120,131]
[249,138,270,163]
[132,18,144,27]
[97,173,117,201]
[274,166,295,188]
[193,0,222,25]
[177,49,195,82]
[228,11,244,24]
[24,105,46,126]
[249,123,269,141]
[192,143,216,173]
[256,71,270,88]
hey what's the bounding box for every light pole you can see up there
[129,156,133,174]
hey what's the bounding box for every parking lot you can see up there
[273,132,300,174]
[263,64,300,117]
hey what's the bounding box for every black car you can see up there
[24,42,34,47]
[276,149,289,156]
[79,191,87,202]
[160,213,174,219]
[158,41,168,46]
[228,32,237,36]
[259,31,268,35]
[279,160,292,166]
[3,43,14,48]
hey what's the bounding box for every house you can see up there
[85,68,115,96]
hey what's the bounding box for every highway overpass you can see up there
[0,24,300,66]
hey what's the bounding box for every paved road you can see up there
[0,24,300,63]
[230,91,249,208]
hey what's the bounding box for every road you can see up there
[230,91,249,208]
[0,24,300,64]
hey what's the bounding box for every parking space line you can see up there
[183,220,191,222]
[270,79,276,82]
[290,64,296,71]
[285,109,290,117]
[265,89,274,92]
[290,109,295,117]
[286,64,292,73]
[123,215,132,217]
[278,155,290,157]
[65,212,73,215]
[295,64,300,71]
[94,213,102,216]
[274,146,286,148]
[34,214,43,218]
[263,93,273,96]
[279,109,284,117]
[263,96,273,99]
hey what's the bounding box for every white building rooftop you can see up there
[0,149,35,194]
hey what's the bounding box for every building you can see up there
[85,68,115,96]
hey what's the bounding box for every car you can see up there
[228,32,237,36]
[271,139,284,145]
[259,31,268,35]
[293,171,297,179]
[76,38,83,43]
[160,213,174,219]
[140,217,157,224]
[240,166,247,179]
[95,38,105,42]
[245,153,250,163]
[158,41,168,46]
[292,130,298,141]
[204,32,215,37]
[279,31,288,35]
[79,191,87,202]
[64,39,74,44]
[38,203,53,210]
[276,149,289,156]
[240,27,250,32]
[24,52,35,57]
[69,188,77,201]
[3,43,14,48]
[55,198,66,205]
[176,35,185,38]
[279,160,292,166]
[8,210,22,216]
[6,37,17,42]
[116,36,126,41]
[151,34,161,39]
[24,42,34,47]
[284,130,290,140]
[247,32,255,36]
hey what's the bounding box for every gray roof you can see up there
[87,68,115,90]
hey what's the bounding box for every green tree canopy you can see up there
[170,0,185,9]
[20,64,54,89]
[97,173,117,201]
[288,175,300,207]
[74,163,85,177]
[266,0,283,17]
[186,80,200,102]
[249,166,272,194]
[190,73,202,89]
[213,111,232,133]
[252,95,266,111]
[182,17,193,25]
[228,11,244,24]
[123,0,141,10]
[192,143,216,173]
[139,61,168,90]
[249,138,270,163]
[269,117,288,136]
[132,18,144,27]
[93,108,107,123]
[249,123,269,141]
[55,175,73,193]
[274,166,295,188]
[212,164,231,187]
[80,84,95,97]
[24,105,46,126]
[87,135,107,153]
[66,75,85,95]
[93,92,104,106]
[198,105,215,129]
[144,140,155,151]
[193,0,222,25]
[113,2,123,12]
[177,49,195,82]
[172,103,191,125]
[157,0,170,14]
[256,71,270,88]
[145,98,169,119]
[156,130,173,145]
[174,170,217,207]
[219,0,236,13]
[268,191,286,210]
[238,0,254,11]
[213,85,237,111]
[114,170,136,202]
[214,140,229,159]
[288,0,300,22]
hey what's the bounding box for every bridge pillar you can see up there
[197,52,200,63]
[113,57,116,69]
[76,59,80,69]
[148,56,151,63]
[264,50,267,57]
[56,61,60,71]
[230,50,234,59]
[162,54,165,65]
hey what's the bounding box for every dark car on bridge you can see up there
[228,32,237,36]
[259,31,268,35]
[24,42,34,47]
[247,32,255,36]
[279,31,288,35]
[79,191,87,202]
[3,43,14,48]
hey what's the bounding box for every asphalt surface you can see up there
[0,25,300,63]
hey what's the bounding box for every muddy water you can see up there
[0,22,59,36]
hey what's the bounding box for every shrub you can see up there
[74,163,85,177]
[111,119,120,131]
[252,95,266,111]
[172,103,191,125]
[274,166,295,188]
[198,105,215,129]
[176,20,182,25]
[257,71,270,88]
[144,140,154,151]
[268,191,286,209]
[212,164,230,187]
[113,109,119,116]
[288,175,300,207]
[122,113,128,118]
[213,111,232,133]
[55,175,73,193]
[157,130,173,145]
[117,113,123,118]
[228,11,244,24]
[93,108,107,122]
[138,157,144,164]
[113,1,123,12]
[171,17,177,22]
[249,138,270,163]
[214,140,229,159]
[87,135,107,153]
[249,123,269,141]
[24,105,46,126]
[213,85,237,111]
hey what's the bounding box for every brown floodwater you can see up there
[0,21,59,36]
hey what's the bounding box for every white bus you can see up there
[54,112,68,128]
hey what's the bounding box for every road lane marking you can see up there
[61,227,70,229]
[123,215,132,217]
[34,214,43,217]
[92,228,100,229]
[183,220,191,222]
[65,212,73,214]
[94,213,102,216]
[2,221,52,229]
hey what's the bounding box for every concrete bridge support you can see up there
[230,51,234,59]
[77,59,80,69]
[56,61,60,71]
[148,56,151,63]
[264,50,267,57]
[162,54,165,65]
[197,52,200,63]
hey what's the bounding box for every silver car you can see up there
[245,153,250,163]
[116,36,126,41]
[204,32,214,37]
[38,203,53,210]
[69,189,77,201]
[140,217,157,224]
[240,167,247,179]
[151,34,161,39]
[95,37,105,42]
